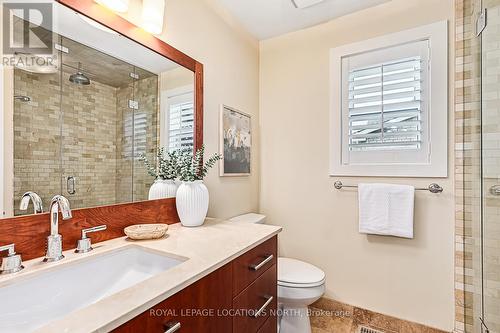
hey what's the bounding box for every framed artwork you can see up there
[220,105,251,176]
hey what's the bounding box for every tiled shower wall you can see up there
[115,76,159,203]
[455,0,481,331]
[13,70,63,215]
[478,1,500,332]
[455,0,500,332]
[13,70,158,213]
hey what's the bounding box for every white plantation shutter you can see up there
[168,100,194,152]
[123,111,148,159]
[339,38,432,167]
[348,57,423,152]
[133,112,148,157]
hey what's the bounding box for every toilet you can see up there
[229,213,326,333]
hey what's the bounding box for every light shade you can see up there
[95,0,129,13]
[141,0,165,35]
[78,14,118,35]
[291,0,325,9]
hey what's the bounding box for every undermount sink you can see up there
[0,246,186,332]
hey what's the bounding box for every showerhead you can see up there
[69,62,91,85]
[14,95,31,102]
[69,72,91,85]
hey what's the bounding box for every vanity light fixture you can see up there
[95,0,129,13]
[291,0,325,9]
[141,0,165,35]
[78,13,119,35]
[13,52,58,74]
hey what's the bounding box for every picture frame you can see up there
[220,105,251,176]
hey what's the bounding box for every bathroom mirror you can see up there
[1,1,202,217]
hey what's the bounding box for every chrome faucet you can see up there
[44,195,72,262]
[0,244,24,274]
[19,191,43,214]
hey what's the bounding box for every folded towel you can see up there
[358,183,415,239]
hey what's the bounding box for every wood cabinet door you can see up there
[257,317,277,333]
[113,262,233,333]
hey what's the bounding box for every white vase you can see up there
[148,179,179,200]
[176,180,209,227]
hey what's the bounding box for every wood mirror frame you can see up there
[0,0,204,260]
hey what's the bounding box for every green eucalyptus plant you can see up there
[178,145,222,182]
[140,147,181,181]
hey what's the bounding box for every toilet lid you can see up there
[278,257,325,288]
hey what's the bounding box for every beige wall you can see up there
[259,0,455,331]
[122,0,260,218]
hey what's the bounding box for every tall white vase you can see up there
[148,179,179,200]
[176,180,209,227]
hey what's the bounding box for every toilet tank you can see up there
[228,213,266,224]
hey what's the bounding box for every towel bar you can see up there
[333,181,443,193]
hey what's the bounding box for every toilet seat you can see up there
[278,257,325,288]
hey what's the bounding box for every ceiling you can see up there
[213,0,390,40]
[60,36,155,88]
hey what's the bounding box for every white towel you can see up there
[358,183,415,239]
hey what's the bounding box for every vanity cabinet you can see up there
[113,236,278,333]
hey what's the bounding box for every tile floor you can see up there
[309,298,447,333]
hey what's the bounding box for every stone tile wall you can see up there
[477,1,500,331]
[455,0,500,332]
[115,75,159,203]
[455,0,482,331]
[13,70,158,213]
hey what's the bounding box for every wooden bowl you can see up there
[124,224,169,240]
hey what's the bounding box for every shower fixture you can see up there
[14,95,31,102]
[69,62,91,85]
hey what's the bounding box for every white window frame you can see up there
[330,21,448,177]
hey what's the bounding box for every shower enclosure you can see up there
[459,0,500,332]
[12,32,158,215]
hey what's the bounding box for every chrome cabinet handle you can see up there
[490,185,500,195]
[250,254,274,271]
[164,321,181,333]
[75,225,107,253]
[0,244,24,274]
[67,176,76,195]
[252,295,274,318]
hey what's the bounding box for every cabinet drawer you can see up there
[233,236,277,297]
[233,264,277,333]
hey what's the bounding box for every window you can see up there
[122,111,148,160]
[160,85,194,152]
[348,56,423,152]
[330,21,448,177]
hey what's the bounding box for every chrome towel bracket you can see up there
[333,181,443,194]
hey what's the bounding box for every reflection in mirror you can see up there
[2,3,195,218]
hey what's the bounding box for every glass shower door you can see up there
[480,1,500,332]
[59,36,135,209]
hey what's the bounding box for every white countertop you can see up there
[0,218,281,333]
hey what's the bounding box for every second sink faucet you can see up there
[20,191,43,214]
[44,195,72,262]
